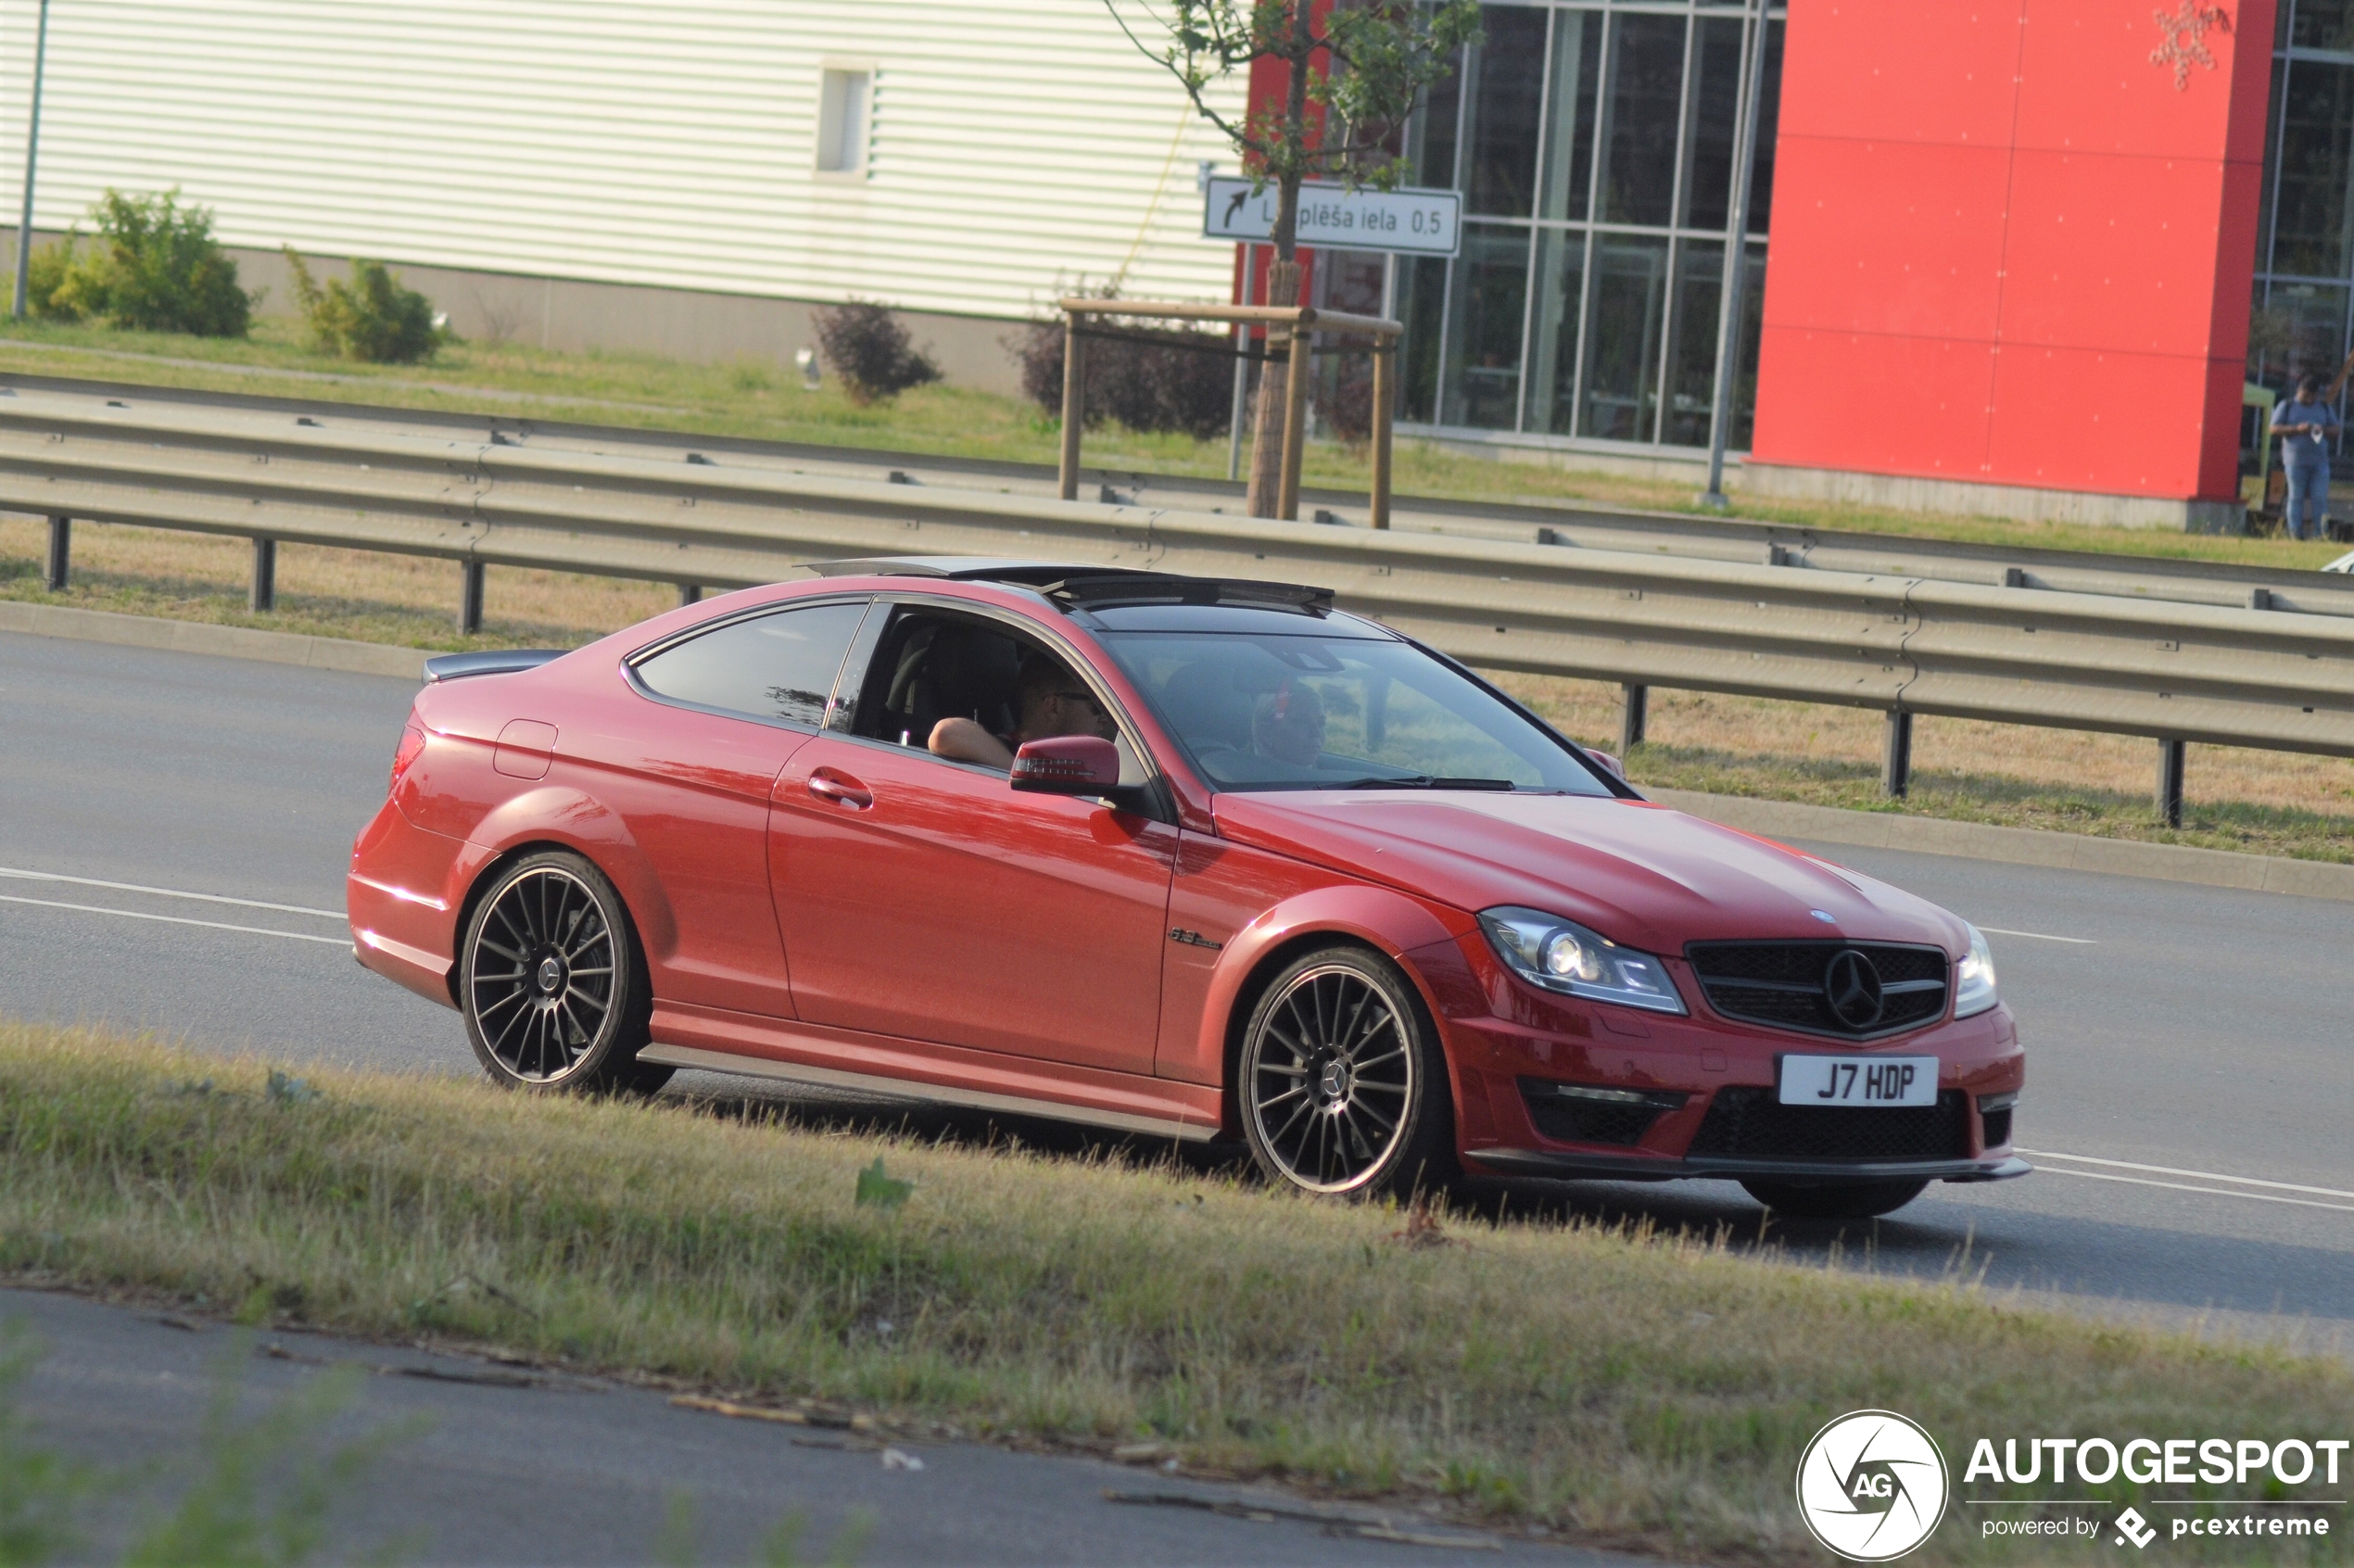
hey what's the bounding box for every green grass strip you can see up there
[0,1021,2346,1562]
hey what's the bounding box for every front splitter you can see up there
[1464,1149,2034,1185]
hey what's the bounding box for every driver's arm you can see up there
[928,717,1015,770]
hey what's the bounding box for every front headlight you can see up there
[1953,923,1998,1018]
[1476,907,1686,1015]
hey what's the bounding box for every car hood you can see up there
[1209,791,1968,955]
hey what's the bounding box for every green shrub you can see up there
[43,188,252,335]
[16,234,77,322]
[283,247,444,364]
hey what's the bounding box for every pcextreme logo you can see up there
[1796,1410,1951,1562]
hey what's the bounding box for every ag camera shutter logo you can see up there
[1796,1410,1950,1561]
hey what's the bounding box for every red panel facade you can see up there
[1751,0,2275,503]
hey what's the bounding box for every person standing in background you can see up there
[2273,369,2348,541]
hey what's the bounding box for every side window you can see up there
[633,601,869,727]
[849,607,1028,747]
[840,604,1149,785]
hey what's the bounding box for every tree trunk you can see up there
[1245,7,1315,520]
[1245,259,1301,518]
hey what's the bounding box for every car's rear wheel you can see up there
[1238,947,1455,1197]
[1740,1178,1930,1220]
[460,850,657,1094]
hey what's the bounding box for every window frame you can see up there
[816,62,876,181]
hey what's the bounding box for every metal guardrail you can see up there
[5,370,2349,617]
[4,383,2349,816]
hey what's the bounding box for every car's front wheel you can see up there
[1237,946,1456,1197]
[460,850,659,1094]
[1740,1178,1930,1219]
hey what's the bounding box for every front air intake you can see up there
[1687,1088,1970,1163]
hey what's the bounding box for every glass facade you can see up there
[2259,0,2354,469]
[1380,1,1782,455]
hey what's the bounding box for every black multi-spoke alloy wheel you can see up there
[460,851,664,1093]
[1740,1178,1929,1220]
[1238,947,1455,1196]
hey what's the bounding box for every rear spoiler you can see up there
[423,649,569,684]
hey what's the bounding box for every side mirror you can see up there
[1011,735,1120,794]
[1587,748,1626,779]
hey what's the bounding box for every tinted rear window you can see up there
[633,601,869,727]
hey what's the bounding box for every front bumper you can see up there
[1411,931,2030,1182]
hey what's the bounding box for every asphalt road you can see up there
[2,628,2351,1550]
[2,1283,1576,1567]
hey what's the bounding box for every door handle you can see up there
[806,770,873,810]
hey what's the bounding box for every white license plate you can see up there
[1778,1055,1939,1107]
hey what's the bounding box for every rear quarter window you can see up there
[633,601,869,727]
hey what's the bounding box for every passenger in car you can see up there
[929,653,1116,769]
[1252,681,1327,767]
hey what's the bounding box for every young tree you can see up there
[1110,0,1479,514]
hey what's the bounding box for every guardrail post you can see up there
[1882,710,1913,797]
[1057,311,1085,502]
[43,514,68,591]
[1620,684,1648,753]
[249,537,276,613]
[678,584,702,608]
[459,561,486,635]
[1278,322,1310,524]
[2156,739,2186,828]
[1370,341,1394,531]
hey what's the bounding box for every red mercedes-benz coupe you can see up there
[349,559,2026,1218]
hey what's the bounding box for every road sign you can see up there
[1203,175,1460,258]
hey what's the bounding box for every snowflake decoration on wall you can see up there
[2151,3,2233,90]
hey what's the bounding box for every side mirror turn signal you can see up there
[1010,735,1120,794]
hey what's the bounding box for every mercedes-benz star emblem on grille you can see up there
[1823,949,1886,1030]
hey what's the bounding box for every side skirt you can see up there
[636,1025,1221,1145]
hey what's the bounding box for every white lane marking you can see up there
[1973,926,2096,944]
[2028,1164,2354,1216]
[0,865,342,920]
[0,892,349,946]
[2022,1148,2354,1202]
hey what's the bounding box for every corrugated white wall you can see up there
[0,0,1247,318]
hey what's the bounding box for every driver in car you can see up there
[930,654,1116,770]
[1251,681,1327,767]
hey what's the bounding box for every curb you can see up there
[1650,788,2354,904]
[0,600,427,681]
[4,600,2346,904]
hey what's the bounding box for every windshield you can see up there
[1097,630,1614,794]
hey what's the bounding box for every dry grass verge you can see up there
[1,1019,2346,1564]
